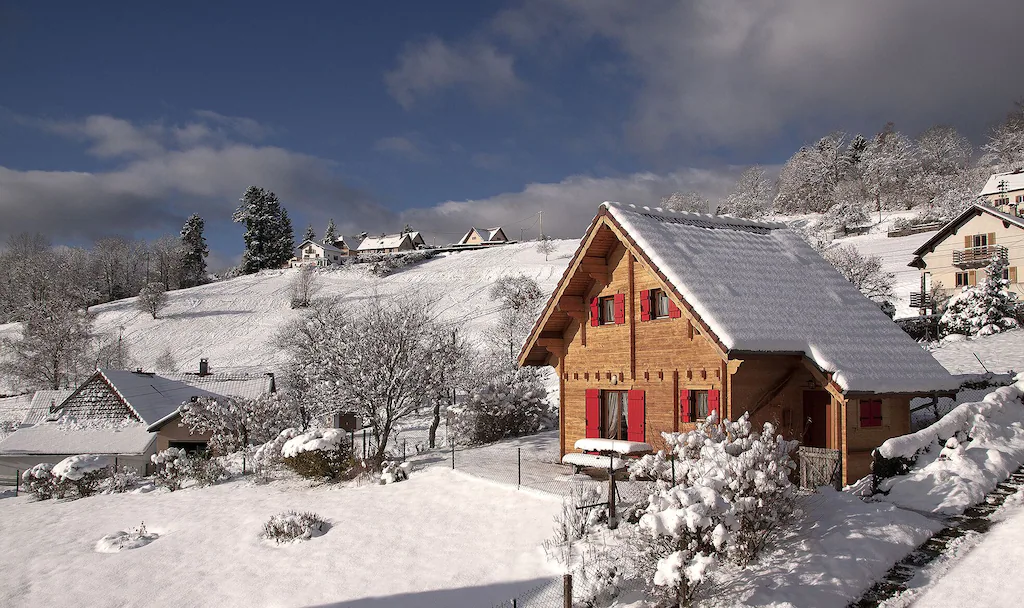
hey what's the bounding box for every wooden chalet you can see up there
[520,203,958,485]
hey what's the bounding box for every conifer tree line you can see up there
[663,99,1024,226]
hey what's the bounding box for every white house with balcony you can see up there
[291,239,347,267]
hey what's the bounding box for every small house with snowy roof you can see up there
[979,168,1024,214]
[909,203,1024,307]
[356,232,421,255]
[519,202,958,485]
[457,227,509,246]
[292,239,350,267]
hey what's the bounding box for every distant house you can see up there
[909,203,1024,308]
[519,202,957,486]
[456,227,509,246]
[0,364,274,476]
[979,169,1024,215]
[291,239,348,267]
[356,232,419,255]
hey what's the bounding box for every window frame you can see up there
[601,390,629,440]
[689,389,710,422]
[955,271,969,287]
[650,288,671,319]
[599,296,616,325]
[972,233,988,248]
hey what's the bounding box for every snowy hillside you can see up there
[0,241,577,385]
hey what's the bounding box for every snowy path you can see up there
[0,468,562,607]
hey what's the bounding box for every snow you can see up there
[97,369,226,428]
[604,203,957,393]
[0,421,154,455]
[95,525,159,553]
[876,374,1024,515]
[561,452,625,470]
[0,467,562,607]
[280,428,346,458]
[22,389,74,426]
[0,393,33,436]
[52,454,115,480]
[573,438,652,454]
[0,241,577,394]
[979,169,1024,196]
[713,489,943,608]
[927,328,1024,375]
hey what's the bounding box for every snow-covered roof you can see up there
[0,421,154,455]
[979,169,1024,196]
[457,227,507,245]
[356,233,414,251]
[22,389,74,426]
[159,373,274,402]
[95,369,223,427]
[0,394,34,431]
[523,202,957,394]
[297,239,345,256]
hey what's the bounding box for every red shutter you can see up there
[680,389,690,423]
[614,293,626,324]
[872,400,883,426]
[627,390,645,442]
[590,297,600,327]
[708,389,720,420]
[585,389,601,437]
[860,399,882,428]
[668,298,682,319]
[640,290,651,322]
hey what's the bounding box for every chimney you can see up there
[199,358,209,377]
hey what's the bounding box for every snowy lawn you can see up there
[711,490,943,608]
[927,328,1024,375]
[0,467,563,607]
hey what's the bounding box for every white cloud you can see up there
[373,136,428,161]
[385,37,524,109]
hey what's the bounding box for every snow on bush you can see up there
[939,257,1019,338]
[253,428,298,481]
[631,413,799,566]
[105,466,142,494]
[180,393,304,455]
[874,374,1024,515]
[152,447,192,491]
[52,455,114,497]
[22,463,59,500]
[281,428,353,480]
[450,370,554,445]
[379,460,411,484]
[95,522,158,553]
[261,511,329,544]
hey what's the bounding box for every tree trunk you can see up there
[429,398,441,449]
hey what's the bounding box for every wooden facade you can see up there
[521,210,922,485]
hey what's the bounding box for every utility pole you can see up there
[539,210,543,240]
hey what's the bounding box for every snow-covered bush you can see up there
[379,460,411,484]
[281,428,353,480]
[253,428,299,482]
[105,466,142,494]
[262,511,329,544]
[52,455,114,498]
[631,413,799,566]
[188,452,228,486]
[361,250,439,277]
[450,370,554,445]
[22,463,59,500]
[151,448,192,491]
[180,393,304,454]
[96,522,158,553]
[939,257,1019,337]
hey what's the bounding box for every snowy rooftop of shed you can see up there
[22,389,74,426]
[602,203,956,393]
[97,369,222,427]
[357,233,413,251]
[0,421,154,455]
[980,169,1024,196]
[0,394,34,432]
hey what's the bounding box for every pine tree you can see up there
[276,207,295,267]
[303,224,316,243]
[233,187,294,273]
[179,214,209,288]
[939,257,1019,337]
[323,219,337,245]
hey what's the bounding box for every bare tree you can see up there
[661,191,710,213]
[535,235,556,261]
[820,244,895,303]
[289,265,319,309]
[136,282,168,319]
[721,166,774,219]
[1,305,95,391]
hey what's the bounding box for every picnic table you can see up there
[560,438,652,473]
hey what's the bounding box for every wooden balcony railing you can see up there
[909,292,933,309]
[952,245,1008,268]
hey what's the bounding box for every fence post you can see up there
[517,448,522,488]
[511,599,517,608]
[563,573,572,608]
[15,469,19,497]
[451,443,455,470]
[363,429,367,460]
[403,439,407,462]
[608,461,617,529]
[115,456,119,472]
[671,454,676,486]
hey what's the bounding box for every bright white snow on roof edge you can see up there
[602,202,959,394]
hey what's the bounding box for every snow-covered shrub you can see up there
[630,413,799,566]
[180,393,304,454]
[379,460,411,484]
[21,463,59,500]
[188,452,228,487]
[253,428,298,482]
[262,511,329,544]
[151,448,191,491]
[362,250,439,277]
[52,455,114,498]
[105,466,142,494]
[450,370,554,445]
[939,257,1019,337]
[95,523,158,553]
[543,483,603,565]
[281,428,353,480]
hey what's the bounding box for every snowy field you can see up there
[0,467,562,608]
[0,240,577,391]
[927,328,1024,375]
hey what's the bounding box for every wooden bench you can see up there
[561,452,625,474]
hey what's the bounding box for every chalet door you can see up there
[802,390,831,448]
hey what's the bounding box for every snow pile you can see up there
[876,374,1024,515]
[380,460,412,484]
[95,523,158,553]
[573,438,652,455]
[261,511,329,544]
[253,427,298,477]
[53,455,114,481]
[281,429,346,458]
[21,463,57,500]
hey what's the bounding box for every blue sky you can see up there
[1,0,1022,267]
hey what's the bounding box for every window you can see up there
[1017,195,1024,203]
[860,399,882,427]
[600,296,616,325]
[955,271,970,287]
[972,233,988,248]
[994,197,1010,206]
[602,390,629,440]
[650,289,671,319]
[689,390,709,422]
